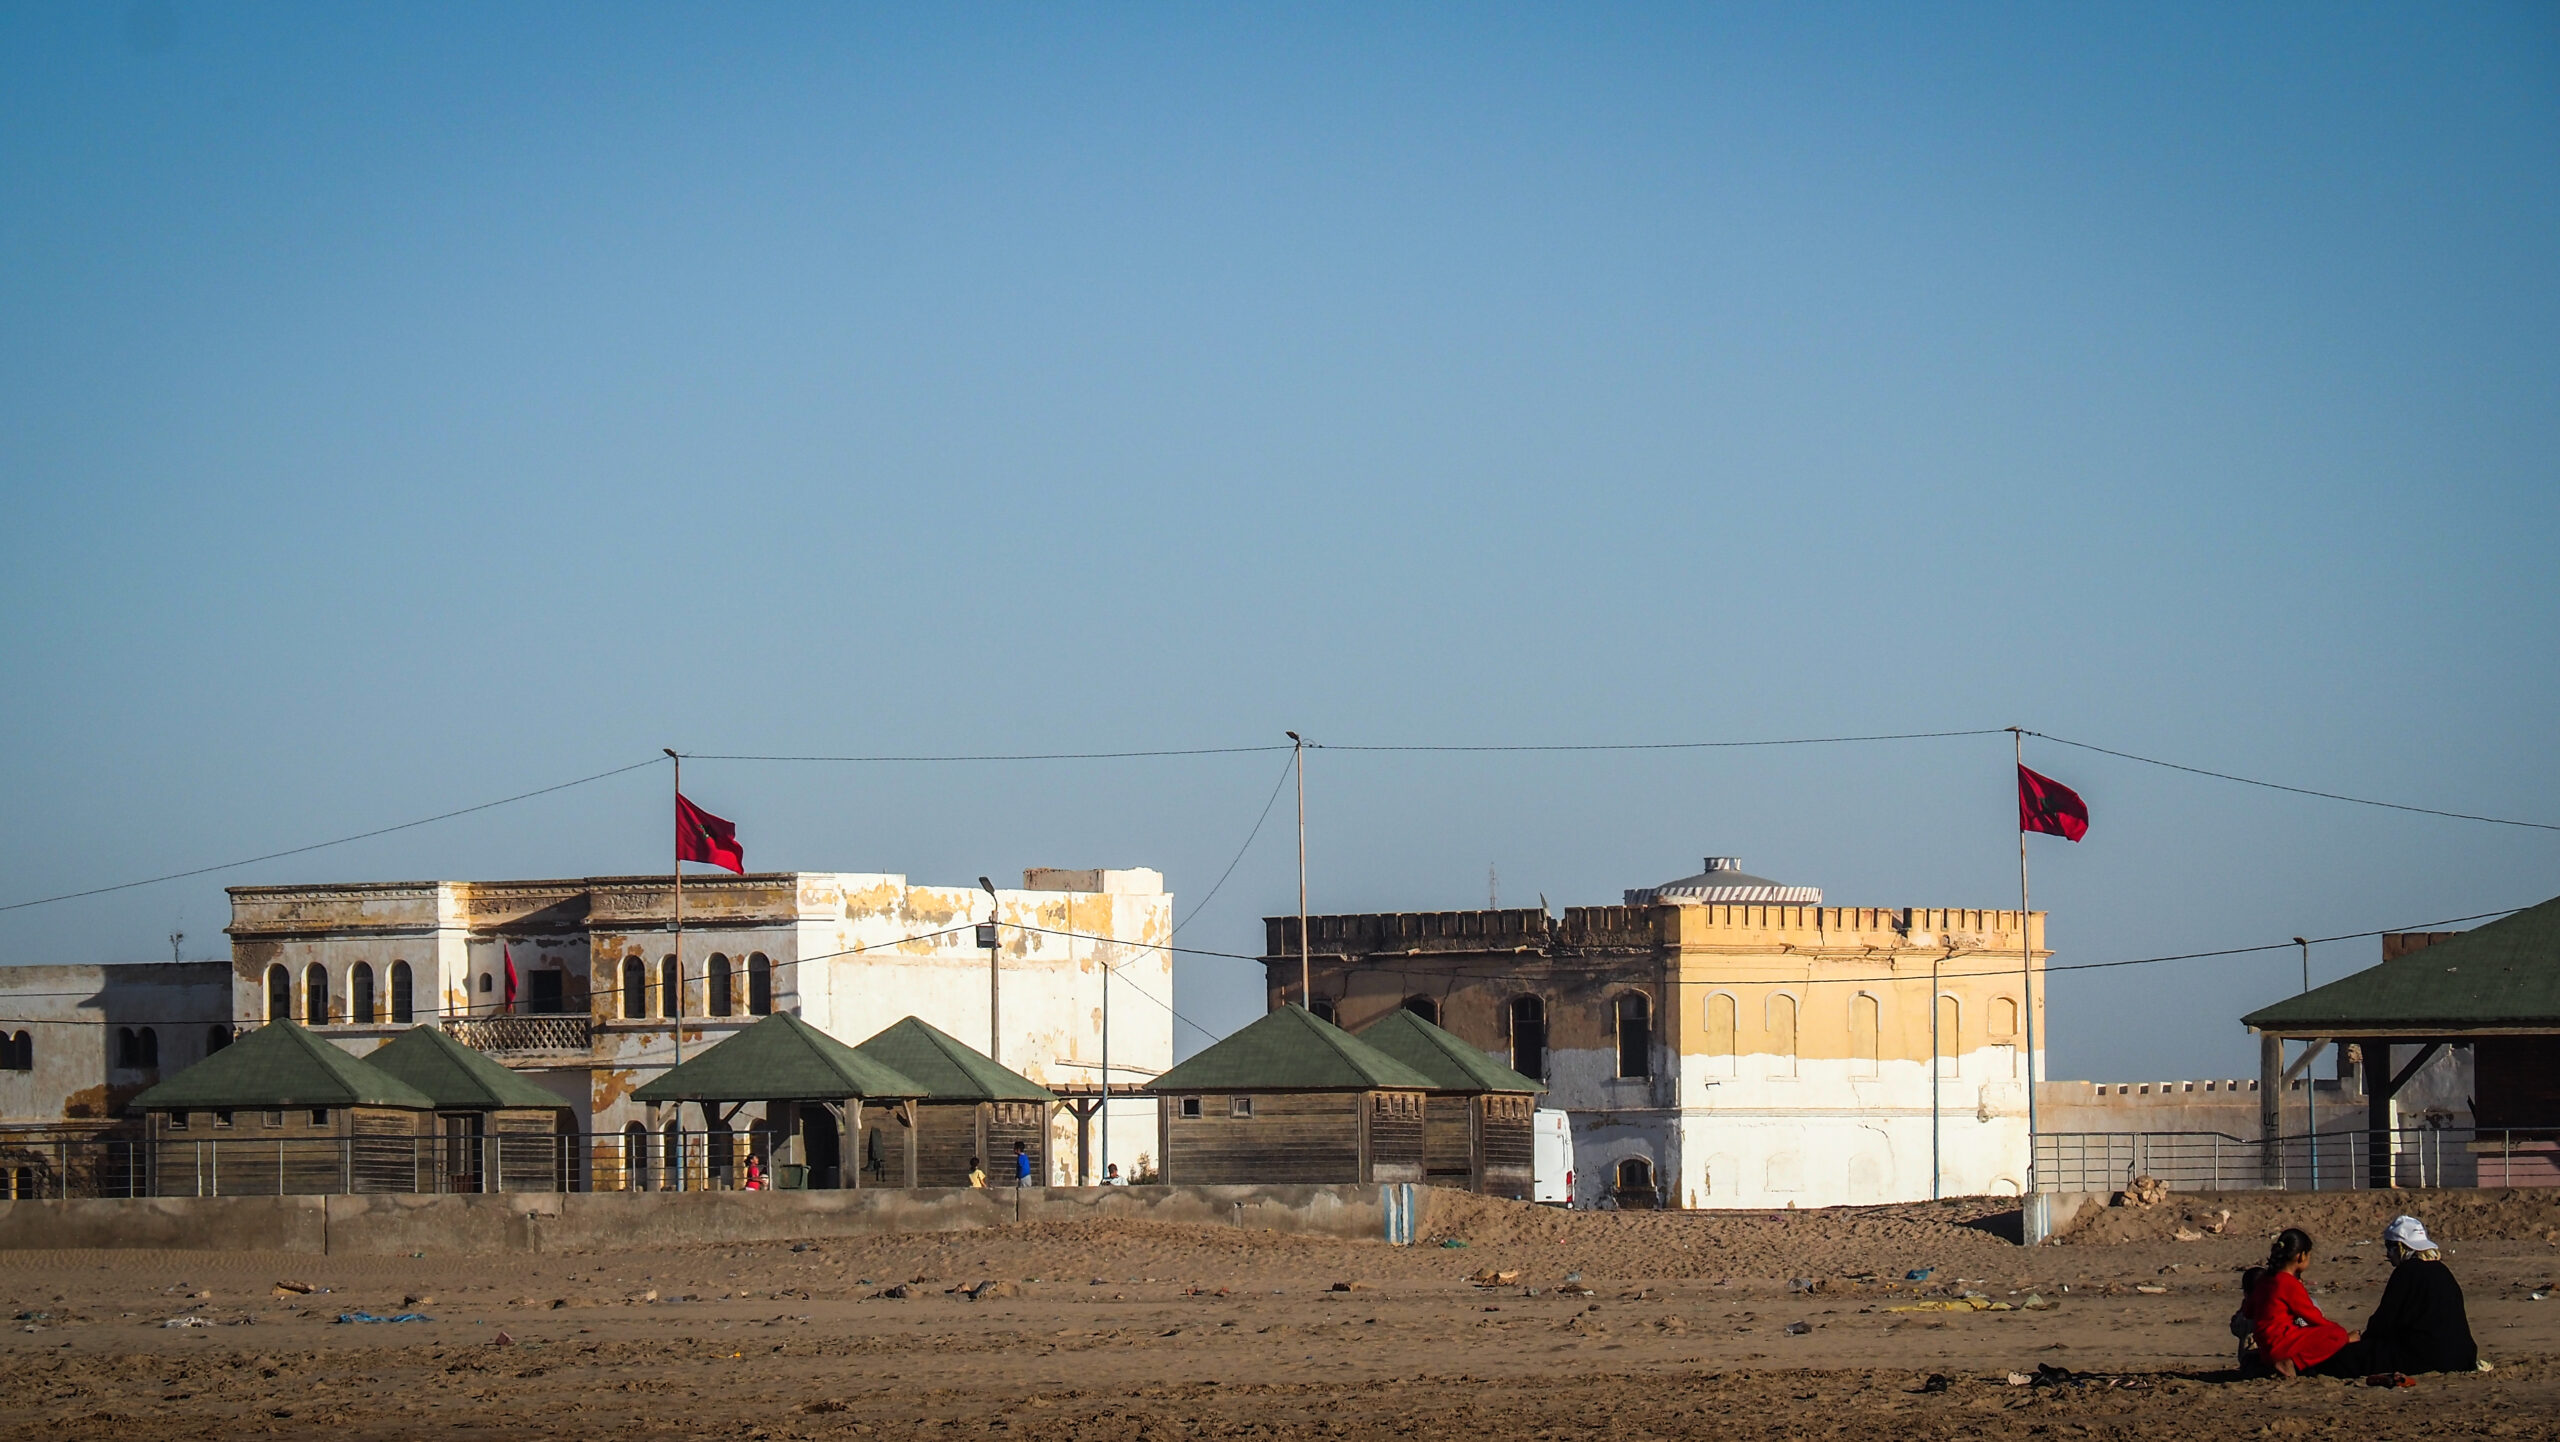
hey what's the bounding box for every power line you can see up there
[0,757,667,915]
[1310,728,2007,753]
[1174,752,1296,933]
[679,746,1291,762]
[2026,731,2560,832]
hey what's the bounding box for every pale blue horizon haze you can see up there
[2,4,2554,1078]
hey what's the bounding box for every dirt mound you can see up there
[2057,1187,2560,1248]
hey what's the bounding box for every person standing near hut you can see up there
[1013,1141,1032,1188]
[967,1157,987,1188]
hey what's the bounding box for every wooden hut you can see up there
[363,1025,575,1192]
[1145,1005,1437,1186]
[629,1012,925,1190]
[1353,1008,1541,1198]
[131,1020,435,1196]
[853,1016,1059,1187]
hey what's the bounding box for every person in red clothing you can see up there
[2243,1228,2376,1379]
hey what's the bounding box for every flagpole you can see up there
[665,748,684,1068]
[2012,728,2039,1199]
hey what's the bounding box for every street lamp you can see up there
[980,876,1000,1065]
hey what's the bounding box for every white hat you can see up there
[2384,1215,2435,1252]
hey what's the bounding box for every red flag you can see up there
[2018,764,2090,841]
[676,792,746,873]
[502,945,518,1014]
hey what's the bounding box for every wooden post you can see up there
[902,1100,918,1189]
[2367,1038,2394,1190]
[2258,1032,2283,1185]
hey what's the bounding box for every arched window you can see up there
[623,1121,652,1191]
[706,953,732,1017]
[1508,996,1546,1080]
[389,961,413,1024]
[266,964,290,1023]
[620,957,647,1020]
[1615,992,1651,1079]
[1990,995,2020,1077]
[205,1026,230,1057]
[659,955,679,1018]
[1400,996,1439,1025]
[1705,993,1738,1076]
[1935,995,1961,1078]
[304,963,330,1026]
[117,1027,140,1068]
[1614,1156,1654,1198]
[351,963,377,1025]
[12,1031,31,1071]
[1308,998,1336,1024]
[138,1026,158,1068]
[1991,996,2018,1037]
[747,953,772,1015]
[1850,993,1881,1078]
[1769,994,1799,1078]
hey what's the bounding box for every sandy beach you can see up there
[2,1189,2554,1440]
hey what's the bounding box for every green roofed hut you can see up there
[1354,1008,1543,1199]
[363,1025,576,1193]
[131,1019,435,1195]
[854,1016,1059,1188]
[2243,894,2560,1189]
[630,1012,925,1190]
[1144,1005,1437,1186]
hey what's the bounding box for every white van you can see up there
[1531,1109,1574,1205]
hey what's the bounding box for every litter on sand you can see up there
[162,1316,209,1328]
[1885,1295,2014,1313]
[334,1311,432,1324]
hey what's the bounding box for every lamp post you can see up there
[979,877,1000,1066]
[1287,731,1308,1012]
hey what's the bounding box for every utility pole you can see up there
[665,748,684,1067]
[169,932,183,964]
[2297,936,2316,1190]
[1287,732,1308,1011]
[1096,894,1109,1188]
[979,876,1001,1066]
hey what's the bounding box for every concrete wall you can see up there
[0,1181,1417,1255]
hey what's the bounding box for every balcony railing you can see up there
[443,1014,592,1055]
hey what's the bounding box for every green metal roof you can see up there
[1353,1009,1545,1094]
[1147,1005,1439,1093]
[854,1016,1057,1104]
[131,1021,435,1111]
[631,1012,927,1103]
[2243,894,2560,1034]
[363,1026,571,1111]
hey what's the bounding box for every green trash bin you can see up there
[776,1163,809,1191]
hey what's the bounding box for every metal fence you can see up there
[2038,1124,2560,1194]
[0,1128,840,1201]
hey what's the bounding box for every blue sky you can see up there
[2,3,2554,1077]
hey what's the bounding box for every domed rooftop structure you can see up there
[1624,856,1821,908]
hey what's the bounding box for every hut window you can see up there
[352,963,377,1025]
[263,1110,285,1127]
[1179,1097,1202,1119]
[1850,994,1881,1078]
[213,1110,233,1128]
[305,963,330,1025]
[707,954,732,1016]
[205,1026,230,1055]
[1509,995,1546,1080]
[168,1112,188,1131]
[659,956,679,1018]
[1229,1096,1254,1119]
[621,957,647,1019]
[1770,994,1799,1078]
[1400,996,1439,1025]
[389,961,414,1024]
[1615,993,1651,1079]
[747,953,772,1015]
[310,1108,330,1126]
[266,964,290,1022]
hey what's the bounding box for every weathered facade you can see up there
[222,867,1172,1183]
[1264,857,2045,1208]
[0,962,232,1145]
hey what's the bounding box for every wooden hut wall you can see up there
[490,1108,564,1192]
[984,1100,1049,1181]
[1161,1092,1361,1185]
[910,1102,982,1186]
[1420,1095,1474,1184]
[849,1106,919,1188]
[148,1107,429,1196]
[352,1106,427,1193]
[1363,1090,1426,1184]
[1478,1093,1535,1200]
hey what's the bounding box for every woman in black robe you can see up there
[2359,1215,2480,1375]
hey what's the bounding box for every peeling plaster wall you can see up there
[0,963,231,1129]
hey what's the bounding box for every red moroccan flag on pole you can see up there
[2017,763,2090,841]
[502,945,519,1014]
[676,792,746,873]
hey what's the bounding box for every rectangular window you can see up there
[1179,1097,1202,1119]
[263,1110,284,1127]
[310,1108,330,1126]
[168,1112,189,1131]
[213,1110,234,1128]
[1228,1096,1254,1119]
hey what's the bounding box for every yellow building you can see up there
[1263,858,2045,1208]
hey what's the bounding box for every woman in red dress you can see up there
[2244,1228,2374,1378]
